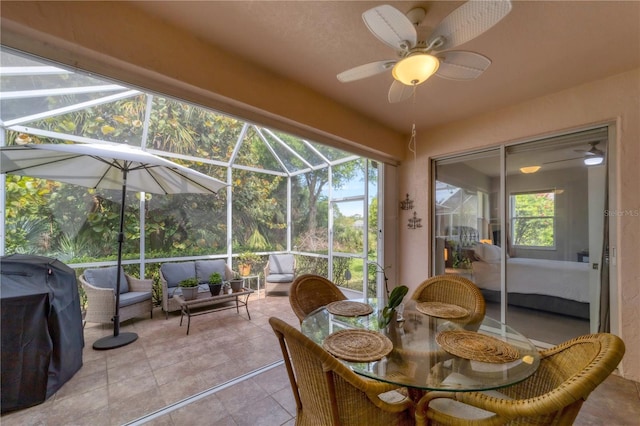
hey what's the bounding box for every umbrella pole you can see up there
[93,170,138,350]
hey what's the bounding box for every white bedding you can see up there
[471,257,591,303]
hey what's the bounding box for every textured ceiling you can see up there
[128,1,640,135]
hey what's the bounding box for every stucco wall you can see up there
[399,69,640,381]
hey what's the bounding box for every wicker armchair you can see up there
[411,275,485,329]
[415,333,626,426]
[80,266,153,325]
[269,317,414,426]
[264,254,296,296]
[289,274,347,323]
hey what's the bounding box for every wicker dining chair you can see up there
[269,317,414,426]
[415,333,625,426]
[411,275,486,329]
[289,274,348,323]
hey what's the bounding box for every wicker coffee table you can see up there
[173,287,254,335]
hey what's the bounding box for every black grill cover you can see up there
[1,254,84,413]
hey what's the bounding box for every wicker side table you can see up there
[173,287,254,335]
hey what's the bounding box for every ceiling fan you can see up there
[337,1,513,103]
[543,142,606,166]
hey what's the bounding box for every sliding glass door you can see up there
[433,127,611,345]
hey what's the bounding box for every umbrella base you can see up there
[93,332,138,350]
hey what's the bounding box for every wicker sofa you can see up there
[80,266,153,325]
[159,259,233,318]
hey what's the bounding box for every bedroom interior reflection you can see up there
[433,127,608,346]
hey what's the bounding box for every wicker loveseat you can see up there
[159,259,233,318]
[80,266,153,325]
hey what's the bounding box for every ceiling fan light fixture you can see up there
[392,54,439,86]
[584,155,604,166]
[520,165,541,174]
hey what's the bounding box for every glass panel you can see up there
[433,131,604,346]
[368,160,379,276]
[333,255,360,292]
[292,170,329,254]
[310,141,353,162]
[273,131,327,168]
[1,50,131,125]
[146,192,226,257]
[231,169,286,251]
[435,153,498,276]
[259,130,309,173]
[3,176,139,262]
[504,139,597,343]
[1,46,379,304]
[332,200,364,255]
[147,98,243,162]
[234,126,283,172]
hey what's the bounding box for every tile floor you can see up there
[2,292,639,425]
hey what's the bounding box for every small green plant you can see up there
[179,277,199,288]
[233,271,241,280]
[378,285,409,328]
[208,272,223,285]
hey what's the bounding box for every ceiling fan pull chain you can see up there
[408,122,418,197]
[408,86,419,196]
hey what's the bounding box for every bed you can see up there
[470,243,591,319]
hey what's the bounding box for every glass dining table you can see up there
[300,298,540,402]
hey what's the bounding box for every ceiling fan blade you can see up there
[543,156,583,165]
[362,5,417,51]
[435,51,491,80]
[427,0,512,52]
[337,60,397,83]
[388,80,415,103]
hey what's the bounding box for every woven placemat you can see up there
[416,301,470,319]
[436,330,520,363]
[326,300,373,317]
[323,329,393,362]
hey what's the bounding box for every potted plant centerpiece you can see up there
[238,252,259,276]
[229,271,244,293]
[208,272,224,296]
[179,277,199,301]
[378,285,409,329]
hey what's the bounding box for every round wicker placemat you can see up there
[326,301,373,317]
[416,301,470,319]
[323,329,393,362]
[436,330,520,363]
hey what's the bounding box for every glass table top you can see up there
[301,298,540,392]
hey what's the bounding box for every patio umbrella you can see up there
[0,143,227,349]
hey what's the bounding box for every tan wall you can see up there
[399,69,640,381]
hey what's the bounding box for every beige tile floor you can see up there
[2,292,639,425]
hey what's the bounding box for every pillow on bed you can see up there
[474,243,502,263]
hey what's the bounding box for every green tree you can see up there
[511,192,555,247]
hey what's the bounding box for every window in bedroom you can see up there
[510,190,555,248]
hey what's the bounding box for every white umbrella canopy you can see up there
[0,142,227,349]
[0,143,226,195]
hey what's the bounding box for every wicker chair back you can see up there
[289,274,347,323]
[416,333,626,425]
[269,317,414,426]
